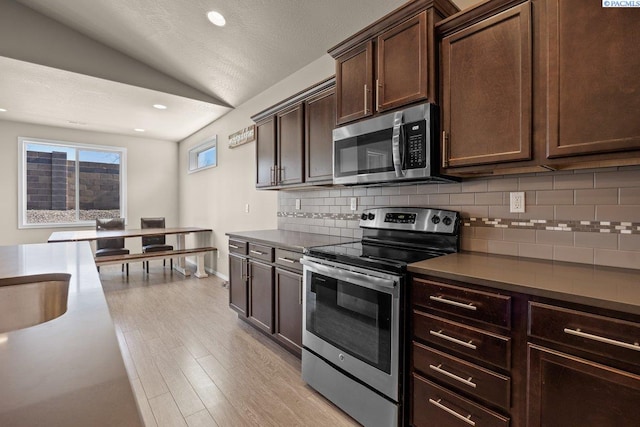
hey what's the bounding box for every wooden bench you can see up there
[94,246,216,278]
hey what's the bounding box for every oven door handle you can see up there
[392,110,405,177]
[301,258,397,291]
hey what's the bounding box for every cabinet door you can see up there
[248,259,274,334]
[335,40,374,125]
[276,103,304,185]
[305,88,335,183]
[228,253,247,316]
[274,268,303,355]
[377,11,428,112]
[527,344,640,427]
[441,3,532,168]
[255,117,276,187]
[544,1,640,158]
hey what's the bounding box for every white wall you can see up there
[0,119,179,252]
[178,55,335,278]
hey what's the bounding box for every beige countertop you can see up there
[408,252,640,316]
[0,242,142,427]
[226,229,355,251]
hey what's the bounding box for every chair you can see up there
[95,218,129,275]
[141,217,173,273]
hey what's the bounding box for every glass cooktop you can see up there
[305,240,449,275]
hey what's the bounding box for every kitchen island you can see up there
[0,242,142,427]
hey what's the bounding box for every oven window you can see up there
[334,128,394,177]
[306,271,392,374]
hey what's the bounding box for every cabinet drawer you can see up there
[413,278,511,329]
[275,248,302,273]
[412,374,509,427]
[413,342,511,410]
[248,243,274,263]
[529,302,640,367]
[228,238,248,255]
[414,311,511,370]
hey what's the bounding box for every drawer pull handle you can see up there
[429,364,477,388]
[250,250,266,256]
[430,329,477,350]
[430,295,477,311]
[428,398,476,426]
[277,257,297,264]
[563,328,640,352]
[229,244,240,249]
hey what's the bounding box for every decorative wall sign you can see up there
[228,125,255,148]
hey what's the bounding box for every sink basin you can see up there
[0,273,70,333]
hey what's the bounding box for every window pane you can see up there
[25,144,76,224]
[78,150,122,221]
[22,140,125,227]
[197,146,216,168]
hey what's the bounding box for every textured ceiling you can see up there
[1,0,480,141]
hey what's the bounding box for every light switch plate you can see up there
[510,192,525,213]
[295,199,301,210]
[350,197,357,211]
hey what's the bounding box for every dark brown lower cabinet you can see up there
[248,259,274,334]
[527,344,640,427]
[274,267,303,355]
[412,374,510,427]
[228,253,247,316]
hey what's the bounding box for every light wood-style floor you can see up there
[100,263,360,427]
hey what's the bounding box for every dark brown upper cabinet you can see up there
[543,0,640,159]
[252,78,335,189]
[440,1,532,168]
[305,87,336,183]
[255,116,277,188]
[335,41,374,125]
[437,0,640,177]
[276,103,304,186]
[377,11,429,112]
[329,0,459,125]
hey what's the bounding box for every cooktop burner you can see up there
[305,207,461,275]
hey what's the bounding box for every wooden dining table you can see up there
[47,227,214,277]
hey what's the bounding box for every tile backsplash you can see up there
[278,166,640,270]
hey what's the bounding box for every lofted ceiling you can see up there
[0,0,479,142]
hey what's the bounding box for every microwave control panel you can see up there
[405,120,426,169]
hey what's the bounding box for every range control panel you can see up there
[359,207,459,234]
[384,212,417,224]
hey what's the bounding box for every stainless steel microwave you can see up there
[333,103,454,185]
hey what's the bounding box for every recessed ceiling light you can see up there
[134,128,145,132]
[0,108,7,112]
[207,10,226,27]
[153,104,167,110]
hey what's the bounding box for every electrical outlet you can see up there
[295,199,301,210]
[350,197,357,211]
[510,192,525,213]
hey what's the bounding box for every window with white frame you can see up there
[188,136,217,173]
[18,138,127,228]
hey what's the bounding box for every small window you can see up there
[188,136,217,173]
[18,138,127,228]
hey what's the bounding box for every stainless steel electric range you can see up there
[301,207,460,427]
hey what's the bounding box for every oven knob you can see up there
[367,213,375,221]
[361,213,368,221]
[431,216,440,224]
[443,216,453,226]
[338,353,345,362]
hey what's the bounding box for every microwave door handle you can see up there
[392,110,405,177]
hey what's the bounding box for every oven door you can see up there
[301,256,401,401]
